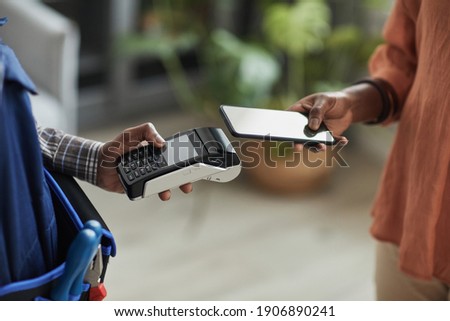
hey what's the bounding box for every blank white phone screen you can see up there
[221,105,334,143]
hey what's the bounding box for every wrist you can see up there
[349,78,398,125]
[343,82,385,124]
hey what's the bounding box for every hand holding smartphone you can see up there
[219,105,337,145]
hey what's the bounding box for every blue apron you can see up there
[0,18,58,286]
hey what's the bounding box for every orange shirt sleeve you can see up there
[368,0,418,124]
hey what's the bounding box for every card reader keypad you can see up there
[121,147,168,182]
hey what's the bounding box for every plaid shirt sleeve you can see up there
[37,126,104,185]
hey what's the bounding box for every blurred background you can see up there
[1,0,397,300]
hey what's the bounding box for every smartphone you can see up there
[219,105,336,145]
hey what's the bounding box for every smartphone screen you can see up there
[219,105,336,145]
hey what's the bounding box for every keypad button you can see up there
[139,168,146,175]
[124,167,131,174]
[127,173,135,181]
[145,165,152,173]
[134,170,140,178]
[130,162,137,170]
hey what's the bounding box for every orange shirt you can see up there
[369,0,450,283]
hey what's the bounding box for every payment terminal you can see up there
[117,127,241,200]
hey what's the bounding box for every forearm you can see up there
[38,126,103,185]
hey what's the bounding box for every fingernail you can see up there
[156,134,165,144]
[294,144,304,152]
[310,118,320,130]
[290,103,300,110]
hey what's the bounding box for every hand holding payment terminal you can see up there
[117,127,241,200]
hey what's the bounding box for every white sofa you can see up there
[0,0,80,134]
